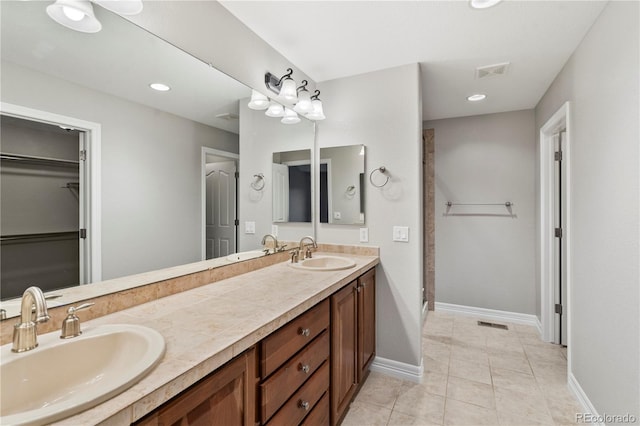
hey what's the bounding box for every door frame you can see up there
[1,102,102,284]
[539,101,572,356]
[200,147,238,260]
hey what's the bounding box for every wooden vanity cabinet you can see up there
[134,347,256,426]
[330,268,376,425]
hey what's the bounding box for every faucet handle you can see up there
[60,303,94,339]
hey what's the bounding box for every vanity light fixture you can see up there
[93,0,143,15]
[265,68,298,102]
[467,93,487,102]
[281,108,301,125]
[149,83,170,92]
[248,90,269,110]
[293,80,313,114]
[265,101,285,118]
[469,0,502,9]
[305,90,326,121]
[46,0,102,33]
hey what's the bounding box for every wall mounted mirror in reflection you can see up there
[319,145,366,225]
[272,150,312,223]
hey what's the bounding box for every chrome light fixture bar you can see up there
[265,68,298,102]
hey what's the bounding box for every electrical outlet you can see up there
[359,228,369,243]
[245,221,255,234]
[393,226,409,242]
[271,224,278,237]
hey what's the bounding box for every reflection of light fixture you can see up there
[265,101,285,118]
[469,0,502,9]
[305,90,326,121]
[46,0,102,33]
[467,93,487,101]
[281,108,301,125]
[93,0,143,15]
[248,90,269,110]
[149,83,170,92]
[265,68,298,102]
[293,80,313,114]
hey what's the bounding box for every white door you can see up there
[206,161,237,259]
[272,163,289,222]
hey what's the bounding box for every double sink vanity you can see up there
[0,244,379,425]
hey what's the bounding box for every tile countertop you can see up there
[50,252,379,426]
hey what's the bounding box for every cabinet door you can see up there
[330,281,358,425]
[357,269,376,382]
[136,348,256,426]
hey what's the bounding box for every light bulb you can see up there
[62,5,85,21]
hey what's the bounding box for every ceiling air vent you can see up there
[475,62,510,79]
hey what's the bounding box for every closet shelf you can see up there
[1,152,79,168]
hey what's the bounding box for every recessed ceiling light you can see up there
[149,83,171,92]
[469,0,502,9]
[467,94,487,102]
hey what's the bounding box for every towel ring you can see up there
[369,166,389,188]
[250,173,265,191]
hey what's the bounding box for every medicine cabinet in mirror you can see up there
[319,145,366,225]
[272,150,312,223]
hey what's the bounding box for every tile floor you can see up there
[342,310,583,426]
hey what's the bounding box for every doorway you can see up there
[540,102,571,350]
[201,148,239,260]
[0,103,101,296]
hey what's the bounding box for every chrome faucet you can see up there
[12,286,50,352]
[261,234,279,254]
[298,236,317,260]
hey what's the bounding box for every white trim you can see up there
[539,101,572,368]
[201,147,239,260]
[435,302,541,329]
[0,102,102,283]
[370,356,424,383]
[569,373,605,426]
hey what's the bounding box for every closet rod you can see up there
[0,152,79,167]
[1,231,79,242]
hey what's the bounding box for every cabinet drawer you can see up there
[301,391,329,426]
[266,361,329,426]
[261,331,329,421]
[261,299,329,377]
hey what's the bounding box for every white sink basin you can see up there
[289,255,357,271]
[226,250,264,262]
[1,324,165,425]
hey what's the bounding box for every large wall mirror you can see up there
[0,1,315,313]
[319,145,366,225]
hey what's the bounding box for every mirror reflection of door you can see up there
[205,160,237,259]
[0,115,84,299]
[272,163,289,222]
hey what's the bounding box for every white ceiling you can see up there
[1,1,251,133]
[220,0,607,120]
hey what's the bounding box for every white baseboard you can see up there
[435,302,540,330]
[370,356,423,384]
[568,373,605,425]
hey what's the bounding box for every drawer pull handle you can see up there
[299,363,310,374]
[299,327,310,337]
[298,400,310,411]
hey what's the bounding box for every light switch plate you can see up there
[359,228,369,243]
[271,224,278,237]
[245,221,255,234]
[393,226,409,242]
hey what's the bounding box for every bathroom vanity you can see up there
[0,247,379,425]
[132,265,376,426]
